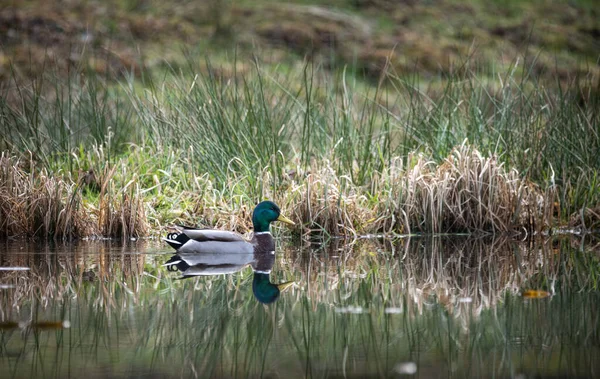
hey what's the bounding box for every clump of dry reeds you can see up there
[0,151,149,240]
[97,164,148,238]
[0,153,93,239]
[386,144,548,235]
[284,144,551,236]
[0,144,559,240]
[286,163,374,237]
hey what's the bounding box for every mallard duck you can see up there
[164,201,295,255]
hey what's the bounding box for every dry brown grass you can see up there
[0,144,558,240]
[97,164,148,239]
[286,164,374,238]
[0,152,92,239]
[393,144,547,235]
[0,152,147,239]
[285,144,550,237]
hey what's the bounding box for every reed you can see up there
[7,236,597,319]
[0,143,572,239]
[285,143,550,236]
[96,162,148,238]
[0,55,598,239]
[0,152,92,239]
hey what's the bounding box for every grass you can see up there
[3,1,597,84]
[0,152,90,239]
[0,150,147,239]
[0,1,599,239]
[0,52,597,239]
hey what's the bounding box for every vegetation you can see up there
[2,4,597,377]
[2,0,598,85]
[0,0,598,239]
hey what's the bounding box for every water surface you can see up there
[0,236,599,378]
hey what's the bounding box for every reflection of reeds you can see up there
[1,238,599,378]
[275,237,600,378]
[0,241,148,316]
[279,235,599,316]
[2,237,597,316]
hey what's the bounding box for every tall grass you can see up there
[127,57,600,225]
[0,152,91,239]
[0,55,598,238]
[390,66,599,214]
[0,150,147,239]
[0,70,135,169]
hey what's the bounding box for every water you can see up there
[0,236,599,378]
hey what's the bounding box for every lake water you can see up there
[0,236,599,378]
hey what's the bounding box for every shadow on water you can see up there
[0,235,599,378]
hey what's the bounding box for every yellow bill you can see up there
[277,214,296,226]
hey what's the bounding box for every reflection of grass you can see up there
[281,236,600,314]
[1,238,599,377]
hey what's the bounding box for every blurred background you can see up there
[1,0,598,88]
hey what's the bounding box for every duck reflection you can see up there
[163,251,293,304]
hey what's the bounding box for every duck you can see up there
[164,200,295,255]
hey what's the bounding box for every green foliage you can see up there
[0,51,598,236]
[0,70,134,169]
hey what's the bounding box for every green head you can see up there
[252,201,295,233]
[252,273,294,304]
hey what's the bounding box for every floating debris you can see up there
[0,321,20,330]
[394,362,417,375]
[384,307,403,314]
[0,320,71,330]
[335,306,365,314]
[32,320,71,330]
[522,289,551,299]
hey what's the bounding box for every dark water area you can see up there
[0,236,599,379]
